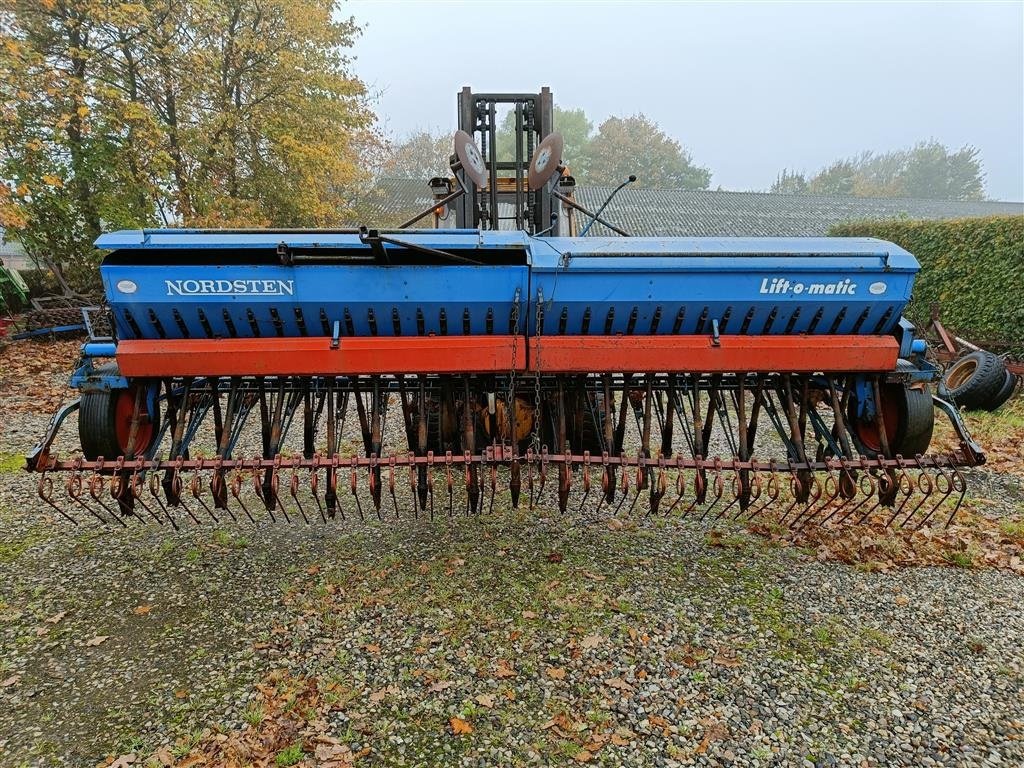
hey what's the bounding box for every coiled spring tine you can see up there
[230,468,256,524]
[130,470,164,526]
[89,468,127,527]
[38,473,78,525]
[253,465,276,523]
[916,461,955,530]
[944,464,968,528]
[289,467,309,524]
[192,470,219,524]
[350,458,364,522]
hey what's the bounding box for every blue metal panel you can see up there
[95,230,920,343]
[102,262,527,339]
[527,238,916,337]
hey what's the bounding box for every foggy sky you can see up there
[344,0,1024,201]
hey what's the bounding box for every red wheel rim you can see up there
[854,386,900,455]
[113,386,155,456]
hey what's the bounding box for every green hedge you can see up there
[829,215,1024,357]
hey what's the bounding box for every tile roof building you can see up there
[357,178,1023,236]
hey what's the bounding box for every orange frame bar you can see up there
[116,336,525,376]
[115,334,899,377]
[532,335,898,373]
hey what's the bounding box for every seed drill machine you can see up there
[27,88,984,528]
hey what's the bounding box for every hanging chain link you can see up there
[531,287,544,453]
[506,287,520,444]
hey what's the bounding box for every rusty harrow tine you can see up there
[146,472,179,529]
[388,456,400,521]
[739,468,780,522]
[898,463,935,528]
[350,458,364,521]
[883,463,916,527]
[577,452,594,514]
[729,470,763,521]
[230,468,257,524]
[427,453,435,520]
[269,460,291,523]
[167,465,201,525]
[252,465,276,523]
[855,466,889,524]
[89,471,130,527]
[310,460,327,523]
[794,471,841,531]
[944,465,968,528]
[828,472,877,527]
[915,461,955,530]
[190,472,219,524]
[695,464,725,521]
[67,469,110,525]
[128,470,164,526]
[38,473,79,525]
[289,467,311,524]
[444,452,454,518]
[713,469,744,522]
[612,455,631,516]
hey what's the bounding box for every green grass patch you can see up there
[0,524,47,562]
[0,452,24,473]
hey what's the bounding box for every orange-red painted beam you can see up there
[116,336,526,376]
[115,334,899,378]
[531,335,898,373]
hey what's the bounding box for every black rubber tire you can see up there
[985,367,1018,412]
[78,363,160,459]
[848,380,934,458]
[943,350,1008,411]
[897,383,935,457]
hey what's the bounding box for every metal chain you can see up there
[531,287,544,453]
[506,288,520,444]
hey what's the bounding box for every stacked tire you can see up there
[942,350,1018,412]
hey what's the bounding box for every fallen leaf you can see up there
[574,750,594,763]
[611,734,631,746]
[45,611,67,624]
[428,680,453,693]
[107,754,136,768]
[306,564,321,575]
[521,610,537,619]
[546,551,564,563]
[1,674,20,688]
[895,594,910,606]
[604,676,635,692]
[495,660,517,679]
[475,693,496,708]
[86,635,109,647]
[133,604,152,615]
[364,643,381,654]
[695,721,729,754]
[35,626,49,637]
[450,716,473,735]
[174,689,189,699]
[369,684,399,703]
[545,666,566,680]
[581,570,606,581]
[580,634,602,650]
[712,648,743,668]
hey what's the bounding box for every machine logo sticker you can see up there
[869,281,887,295]
[759,277,858,295]
[165,279,295,296]
[115,279,138,294]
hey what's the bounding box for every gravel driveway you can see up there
[0,343,1021,767]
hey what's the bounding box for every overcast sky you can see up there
[344,0,1024,201]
